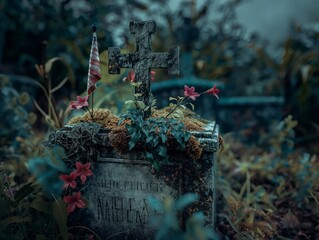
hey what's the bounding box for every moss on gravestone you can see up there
[66,108,206,161]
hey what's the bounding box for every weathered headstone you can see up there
[108,20,179,118]
[54,122,219,239]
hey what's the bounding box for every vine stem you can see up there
[85,106,94,122]
[91,92,94,120]
[165,96,186,118]
[165,91,207,118]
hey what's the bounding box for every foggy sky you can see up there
[235,0,319,44]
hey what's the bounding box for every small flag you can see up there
[87,25,101,95]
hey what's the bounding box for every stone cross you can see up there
[108,20,179,118]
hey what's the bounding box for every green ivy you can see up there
[119,109,191,170]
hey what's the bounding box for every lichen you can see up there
[186,135,203,160]
[45,122,102,165]
[109,125,130,153]
[68,109,119,129]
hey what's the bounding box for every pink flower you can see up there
[63,192,85,214]
[205,84,220,99]
[151,71,156,81]
[123,70,156,82]
[70,96,89,109]
[59,171,77,189]
[184,85,200,100]
[75,162,93,183]
[123,70,135,82]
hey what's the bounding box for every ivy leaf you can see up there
[160,133,167,143]
[130,129,141,146]
[146,152,154,161]
[152,137,159,146]
[158,145,167,157]
[153,161,160,171]
[146,136,153,143]
[129,140,136,150]
[184,132,191,141]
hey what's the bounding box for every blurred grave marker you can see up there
[151,17,284,133]
[152,16,224,119]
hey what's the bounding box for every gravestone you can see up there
[51,122,219,239]
[49,20,219,239]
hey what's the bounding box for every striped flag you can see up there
[87,28,101,95]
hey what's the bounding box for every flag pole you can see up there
[91,24,96,121]
[92,91,94,118]
[87,23,101,122]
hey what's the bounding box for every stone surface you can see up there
[83,159,181,239]
[55,121,219,239]
[108,20,179,118]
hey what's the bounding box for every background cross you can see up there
[108,20,179,118]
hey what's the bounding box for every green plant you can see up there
[33,54,73,129]
[0,146,69,240]
[119,109,191,170]
[147,194,220,240]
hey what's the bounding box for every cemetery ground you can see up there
[1,97,318,239]
[1,16,319,240]
[1,68,319,240]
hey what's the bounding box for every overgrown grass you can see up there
[216,116,319,239]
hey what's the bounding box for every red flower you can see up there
[70,96,89,109]
[75,162,93,183]
[59,171,77,189]
[184,85,200,100]
[123,70,156,82]
[151,71,156,81]
[63,192,85,214]
[205,84,220,99]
